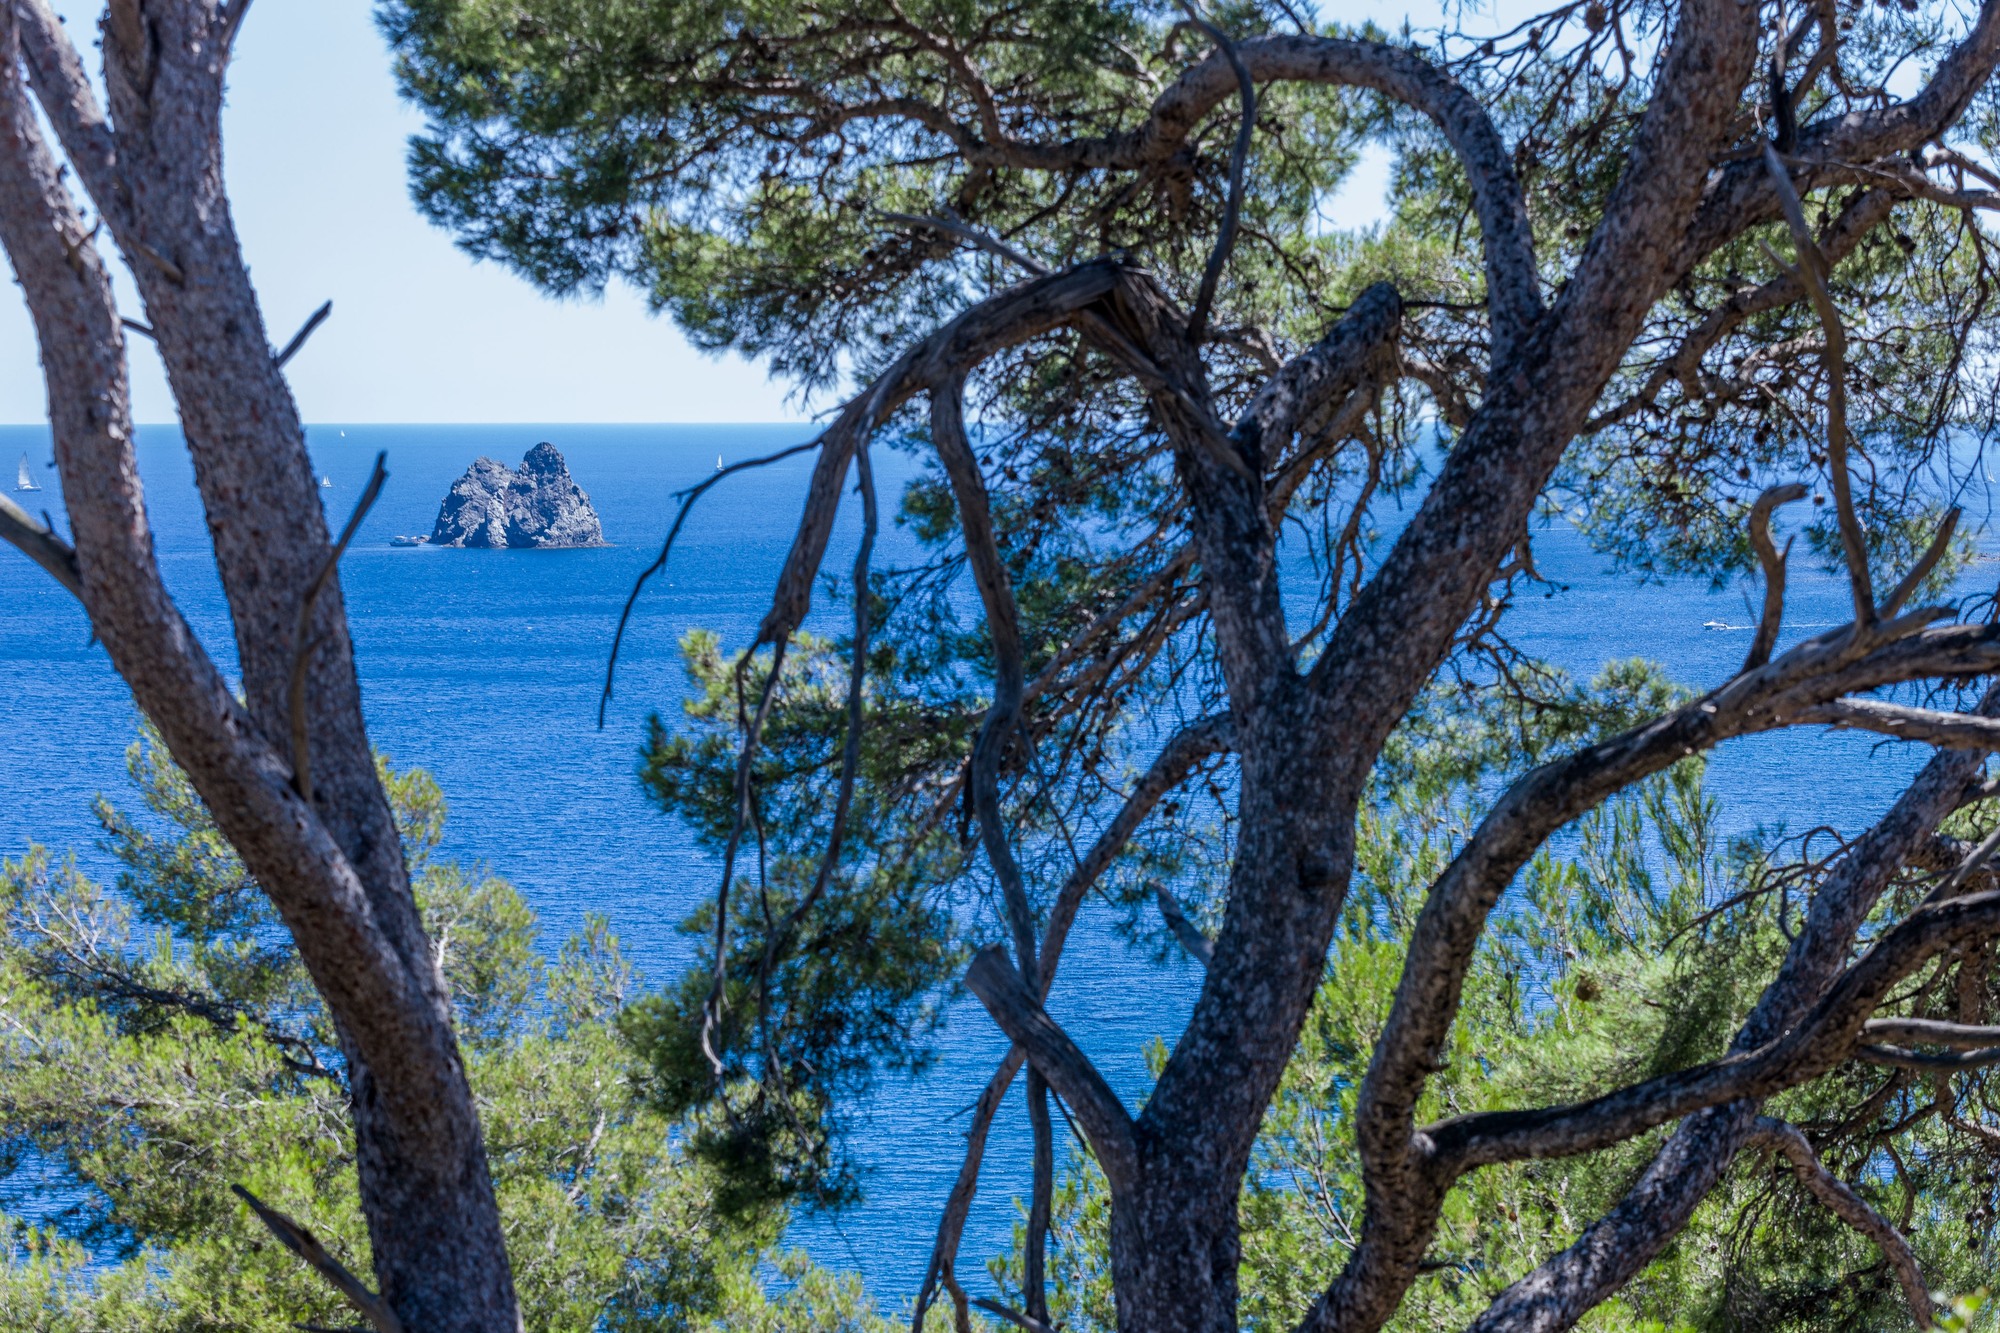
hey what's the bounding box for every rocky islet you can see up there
[421,442,606,548]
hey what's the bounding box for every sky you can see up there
[0,2,1394,426]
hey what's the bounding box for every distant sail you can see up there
[716,454,725,472]
[15,453,39,492]
[319,476,333,488]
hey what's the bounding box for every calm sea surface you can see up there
[0,422,1980,1300]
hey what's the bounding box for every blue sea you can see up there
[0,422,1976,1302]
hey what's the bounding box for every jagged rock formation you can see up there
[428,442,605,549]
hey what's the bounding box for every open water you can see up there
[0,422,1979,1303]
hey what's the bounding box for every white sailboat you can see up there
[15,453,39,492]
[715,454,725,472]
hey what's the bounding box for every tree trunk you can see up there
[1111,1157,1243,1333]
[1115,709,1360,1333]
[0,6,521,1327]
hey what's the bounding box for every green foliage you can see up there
[978,666,2000,1333]
[381,0,2000,1324]
[0,727,889,1333]
[625,631,966,1215]
[381,0,1362,392]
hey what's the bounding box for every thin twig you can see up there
[1761,142,1875,627]
[700,637,789,1078]
[756,437,878,1028]
[120,315,155,342]
[289,452,387,802]
[274,300,333,369]
[1181,3,1256,343]
[879,210,1049,276]
[128,236,184,284]
[597,438,819,728]
[231,1185,404,1333]
[1880,507,1961,619]
[972,1296,1060,1333]
[222,0,254,55]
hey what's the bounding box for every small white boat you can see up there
[715,454,725,472]
[1703,619,1735,631]
[390,534,428,548]
[319,476,333,488]
[15,453,40,492]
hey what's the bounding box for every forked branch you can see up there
[1744,482,1807,671]
[963,945,1139,1190]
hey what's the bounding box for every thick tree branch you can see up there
[1680,0,2000,269]
[1461,689,1997,1333]
[1430,881,2000,1168]
[233,1185,405,1333]
[912,713,1233,1328]
[933,374,1038,982]
[754,260,1123,649]
[289,453,387,802]
[1,7,520,1323]
[1322,612,1995,1331]
[8,0,122,226]
[0,493,81,601]
[1796,697,2000,749]
[1229,282,1401,471]
[1029,35,1537,357]
[1585,190,1897,433]
[1855,1042,2000,1070]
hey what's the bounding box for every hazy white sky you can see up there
[0,2,1393,426]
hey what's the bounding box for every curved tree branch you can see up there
[754,260,1124,649]
[963,944,1139,1192]
[1459,684,1998,1333]
[1745,1118,1936,1329]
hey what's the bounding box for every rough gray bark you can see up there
[16,0,2000,1328]
[726,2,2000,1330]
[0,3,518,1328]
